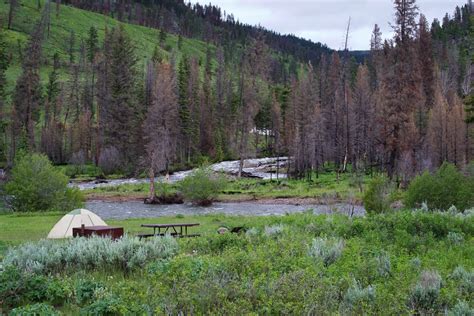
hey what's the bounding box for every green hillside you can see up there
[0,0,210,91]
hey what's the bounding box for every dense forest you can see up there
[0,0,473,183]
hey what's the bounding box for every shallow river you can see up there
[85,200,365,220]
[73,157,289,190]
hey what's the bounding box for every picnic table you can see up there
[138,223,200,239]
[73,225,124,240]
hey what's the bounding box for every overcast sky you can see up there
[188,0,466,50]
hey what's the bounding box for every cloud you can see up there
[189,0,466,50]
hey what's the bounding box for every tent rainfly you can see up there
[47,209,108,239]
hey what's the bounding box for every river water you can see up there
[77,157,365,219]
[73,157,289,190]
[85,200,365,220]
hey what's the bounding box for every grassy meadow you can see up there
[83,171,371,203]
[0,210,473,314]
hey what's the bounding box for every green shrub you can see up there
[0,267,46,307]
[308,237,344,267]
[375,251,391,277]
[80,295,125,315]
[3,235,179,274]
[264,224,285,237]
[179,167,226,206]
[405,163,474,211]
[362,175,394,214]
[409,270,443,314]
[342,280,376,313]
[5,153,84,212]
[447,232,464,245]
[449,301,474,316]
[75,279,105,305]
[0,266,69,309]
[451,266,474,294]
[9,303,59,315]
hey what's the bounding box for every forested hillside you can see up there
[0,0,472,183]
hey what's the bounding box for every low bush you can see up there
[5,153,84,212]
[9,303,59,315]
[447,232,464,245]
[80,295,127,315]
[451,266,474,294]
[179,167,226,206]
[3,235,179,274]
[75,278,105,305]
[375,251,391,277]
[449,301,474,316]
[0,266,69,309]
[264,224,285,237]
[308,237,344,267]
[362,175,394,214]
[405,163,474,211]
[342,280,376,313]
[409,270,443,314]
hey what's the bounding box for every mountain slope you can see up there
[1,0,209,90]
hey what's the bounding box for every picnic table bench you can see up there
[138,223,200,239]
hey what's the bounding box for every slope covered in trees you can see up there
[0,0,472,185]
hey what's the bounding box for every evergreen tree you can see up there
[177,55,191,163]
[8,0,18,30]
[86,26,98,64]
[100,26,141,169]
[177,34,183,50]
[12,11,46,152]
[68,30,75,64]
[0,28,9,111]
[159,28,167,47]
[44,53,60,125]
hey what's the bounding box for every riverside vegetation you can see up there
[0,210,472,314]
[1,155,473,314]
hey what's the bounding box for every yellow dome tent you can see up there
[47,209,107,239]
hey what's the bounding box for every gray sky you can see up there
[188,0,466,50]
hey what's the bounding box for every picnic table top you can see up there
[141,223,200,228]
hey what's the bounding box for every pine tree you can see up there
[200,45,214,157]
[159,28,167,47]
[237,35,270,177]
[143,62,178,200]
[270,92,283,178]
[7,0,18,30]
[393,0,419,45]
[86,26,98,64]
[351,64,374,169]
[100,26,140,169]
[177,55,191,163]
[177,34,183,50]
[12,11,46,152]
[68,30,75,64]
[0,28,9,163]
[379,0,423,178]
[0,28,9,111]
[44,53,60,126]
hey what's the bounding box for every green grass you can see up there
[0,211,288,254]
[84,171,370,202]
[1,211,473,314]
[0,0,211,93]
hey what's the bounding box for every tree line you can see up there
[0,0,472,183]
